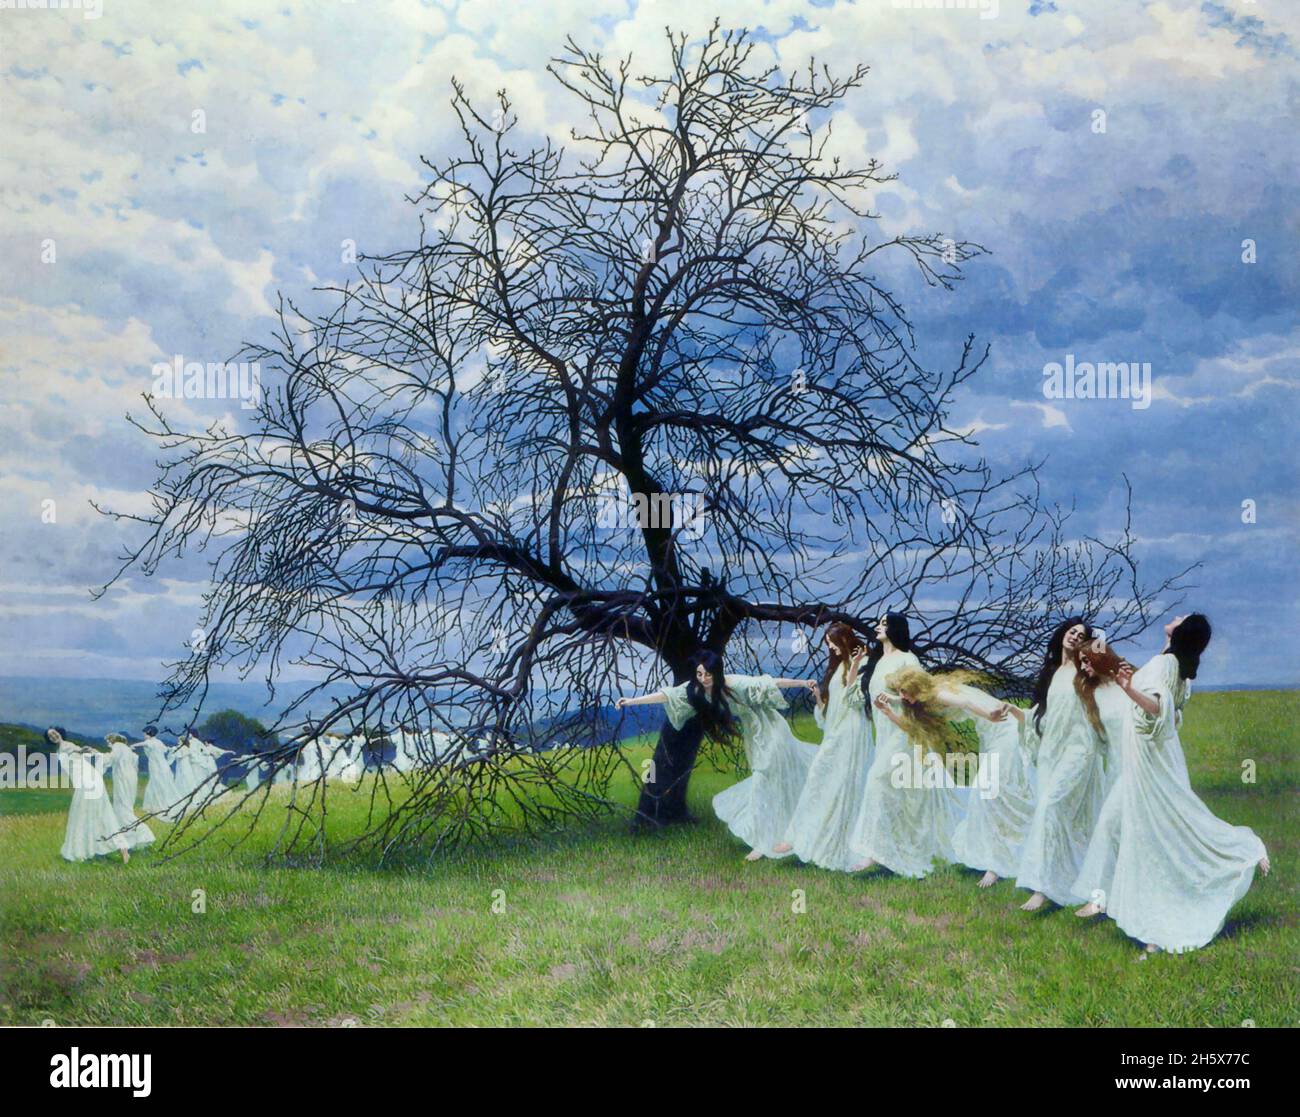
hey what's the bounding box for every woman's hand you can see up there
[874,692,892,711]
[615,697,629,710]
[987,705,1009,722]
[1116,664,1135,690]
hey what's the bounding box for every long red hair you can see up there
[819,623,866,706]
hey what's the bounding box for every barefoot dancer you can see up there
[104,733,155,852]
[1013,618,1109,912]
[617,651,818,861]
[49,728,130,864]
[773,624,873,870]
[1072,615,1270,957]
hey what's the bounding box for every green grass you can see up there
[1,691,1296,1027]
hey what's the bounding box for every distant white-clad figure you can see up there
[48,728,130,864]
[138,725,184,822]
[323,735,353,780]
[170,733,203,806]
[295,737,324,782]
[336,736,365,783]
[103,733,155,850]
[389,728,416,773]
[244,756,266,791]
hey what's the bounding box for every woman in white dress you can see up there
[48,728,130,864]
[1072,615,1270,957]
[338,736,366,783]
[138,725,183,821]
[169,732,202,807]
[617,651,819,861]
[1013,617,1110,911]
[295,737,324,782]
[104,733,155,850]
[772,624,874,871]
[848,614,964,878]
[244,755,266,791]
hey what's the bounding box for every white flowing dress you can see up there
[170,741,203,805]
[244,759,266,791]
[105,741,155,850]
[781,669,873,870]
[949,687,1036,880]
[664,675,817,858]
[1013,665,1109,905]
[849,650,964,878]
[58,744,129,862]
[1073,654,1266,952]
[139,735,184,821]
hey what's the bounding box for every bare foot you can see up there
[977,871,998,889]
[1135,943,1159,963]
[1259,855,1271,876]
[1020,892,1048,912]
[121,848,130,865]
[850,858,877,873]
[1075,902,1102,918]
[772,842,793,854]
[744,849,763,862]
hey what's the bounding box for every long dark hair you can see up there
[820,623,867,705]
[1031,616,1091,733]
[1167,614,1211,680]
[861,612,912,695]
[685,650,742,744]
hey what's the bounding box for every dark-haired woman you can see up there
[1072,615,1269,957]
[138,726,184,821]
[772,624,874,871]
[48,728,130,864]
[1013,617,1111,911]
[847,613,963,878]
[616,652,818,861]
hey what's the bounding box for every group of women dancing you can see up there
[617,611,1270,958]
[46,725,237,862]
[47,726,378,863]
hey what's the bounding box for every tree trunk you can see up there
[631,715,705,831]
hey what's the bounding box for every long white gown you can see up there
[664,675,817,858]
[949,687,1035,880]
[781,669,873,871]
[244,758,266,791]
[105,741,155,850]
[139,735,184,821]
[337,739,365,783]
[1013,664,1109,905]
[848,650,964,878]
[295,740,323,782]
[1073,654,1266,952]
[170,740,203,805]
[389,731,416,773]
[57,744,129,862]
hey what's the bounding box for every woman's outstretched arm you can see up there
[614,692,668,710]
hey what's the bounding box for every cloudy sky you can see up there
[1,0,1296,690]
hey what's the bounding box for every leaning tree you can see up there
[102,25,1184,859]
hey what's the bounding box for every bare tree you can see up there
[100,25,1187,859]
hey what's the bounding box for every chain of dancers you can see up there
[617,611,1271,959]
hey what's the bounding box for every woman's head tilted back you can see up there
[862,612,912,694]
[1031,616,1091,733]
[1167,613,1211,680]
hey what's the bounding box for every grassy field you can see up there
[1,690,1296,1027]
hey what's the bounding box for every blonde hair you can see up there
[882,665,994,755]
